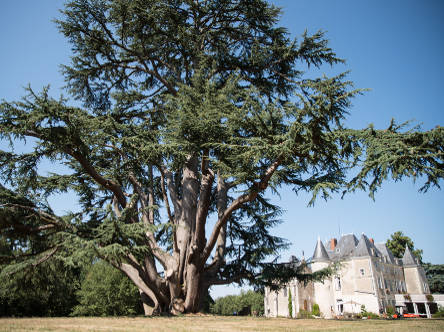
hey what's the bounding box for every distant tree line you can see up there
[210,290,264,316]
[0,258,143,317]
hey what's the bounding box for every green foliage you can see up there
[210,290,264,316]
[433,306,444,318]
[366,312,380,319]
[0,258,81,317]
[259,260,339,291]
[312,303,320,317]
[423,263,444,293]
[297,309,313,319]
[386,306,395,316]
[360,306,379,319]
[288,289,293,318]
[386,231,423,262]
[72,260,143,316]
[361,305,368,316]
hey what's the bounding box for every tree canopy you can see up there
[386,231,423,262]
[423,263,444,294]
[1,0,443,314]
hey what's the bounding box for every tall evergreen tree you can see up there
[1,0,443,314]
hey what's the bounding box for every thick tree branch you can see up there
[208,174,229,270]
[23,128,127,208]
[161,167,182,218]
[160,170,177,253]
[202,159,281,262]
[192,167,214,260]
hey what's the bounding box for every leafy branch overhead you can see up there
[0,0,443,314]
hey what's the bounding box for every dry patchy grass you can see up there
[1,316,444,332]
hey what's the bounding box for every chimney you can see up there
[369,238,374,244]
[330,238,337,251]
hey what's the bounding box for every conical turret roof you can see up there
[312,237,330,262]
[402,245,418,266]
[352,234,379,257]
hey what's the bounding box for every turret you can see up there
[311,237,333,318]
[312,237,330,263]
[402,245,430,294]
[402,245,418,266]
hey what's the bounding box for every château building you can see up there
[264,233,443,318]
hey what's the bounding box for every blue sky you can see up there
[1,1,443,298]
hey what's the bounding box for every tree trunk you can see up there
[139,289,155,316]
[184,259,202,312]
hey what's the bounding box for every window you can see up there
[283,287,287,297]
[337,302,344,314]
[338,304,343,314]
[360,268,365,276]
[335,277,342,291]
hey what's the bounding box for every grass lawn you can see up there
[1,316,444,332]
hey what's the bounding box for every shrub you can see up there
[366,312,380,319]
[360,305,379,319]
[312,303,320,317]
[288,290,293,318]
[426,294,434,302]
[72,260,143,316]
[360,305,367,315]
[297,309,313,319]
[432,306,444,318]
[386,305,395,316]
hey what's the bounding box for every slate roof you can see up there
[375,243,396,264]
[352,234,373,257]
[312,237,330,262]
[336,234,359,258]
[402,245,418,266]
[310,233,405,265]
[323,234,358,261]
